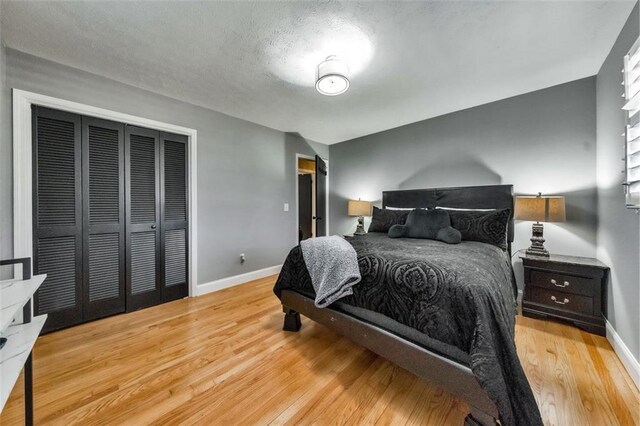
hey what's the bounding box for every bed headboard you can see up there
[382,184,515,243]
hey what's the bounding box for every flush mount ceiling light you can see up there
[264,16,373,88]
[316,56,350,96]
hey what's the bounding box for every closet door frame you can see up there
[13,90,199,300]
[82,116,126,320]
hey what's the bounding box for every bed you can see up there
[273,185,542,426]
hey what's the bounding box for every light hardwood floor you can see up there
[1,275,638,425]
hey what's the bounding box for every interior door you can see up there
[125,125,161,311]
[33,106,84,333]
[314,155,327,237]
[160,132,189,302]
[82,116,126,321]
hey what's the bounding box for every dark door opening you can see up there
[297,157,315,242]
[298,174,312,242]
[297,155,327,242]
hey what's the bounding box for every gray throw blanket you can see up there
[300,236,361,308]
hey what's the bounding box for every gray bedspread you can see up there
[300,236,361,307]
[274,233,542,426]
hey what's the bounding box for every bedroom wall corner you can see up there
[596,1,640,367]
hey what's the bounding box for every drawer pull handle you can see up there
[551,295,569,305]
[550,279,570,288]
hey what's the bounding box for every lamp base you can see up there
[525,222,549,257]
[354,216,367,235]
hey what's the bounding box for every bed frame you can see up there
[281,184,515,426]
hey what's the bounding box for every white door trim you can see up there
[325,157,330,233]
[12,89,199,297]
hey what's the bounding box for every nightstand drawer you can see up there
[528,287,593,315]
[529,270,595,296]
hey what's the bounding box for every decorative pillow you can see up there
[368,206,410,233]
[388,209,461,244]
[388,224,407,238]
[448,209,511,250]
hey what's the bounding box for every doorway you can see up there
[296,155,328,242]
[13,89,198,306]
[298,157,315,242]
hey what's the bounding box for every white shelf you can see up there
[0,315,47,412]
[0,274,46,332]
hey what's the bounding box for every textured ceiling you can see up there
[1,1,636,144]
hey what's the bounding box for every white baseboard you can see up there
[605,319,640,391]
[195,265,282,296]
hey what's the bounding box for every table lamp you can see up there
[348,199,372,235]
[515,193,565,257]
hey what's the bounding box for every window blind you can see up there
[623,36,640,208]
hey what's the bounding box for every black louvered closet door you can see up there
[34,109,189,331]
[161,132,189,302]
[33,106,84,332]
[125,126,162,311]
[82,117,126,320]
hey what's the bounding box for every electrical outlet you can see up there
[240,253,246,263]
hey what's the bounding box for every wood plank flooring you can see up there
[1,275,638,425]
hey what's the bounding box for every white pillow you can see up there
[385,206,416,211]
[436,206,496,212]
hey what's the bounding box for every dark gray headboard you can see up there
[382,184,515,243]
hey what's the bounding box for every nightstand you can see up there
[521,254,609,336]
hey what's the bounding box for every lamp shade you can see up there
[515,195,566,223]
[348,200,372,217]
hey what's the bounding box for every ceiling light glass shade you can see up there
[316,56,350,96]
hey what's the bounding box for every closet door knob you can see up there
[151,225,157,229]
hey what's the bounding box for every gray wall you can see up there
[329,77,599,291]
[596,2,639,363]
[0,48,327,284]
